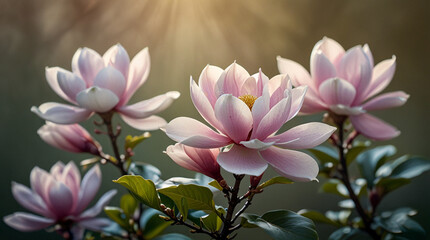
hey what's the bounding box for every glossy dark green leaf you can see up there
[298,209,340,226]
[124,133,151,150]
[241,210,318,240]
[320,179,349,197]
[187,210,207,227]
[140,208,172,239]
[113,175,161,210]
[257,176,293,190]
[128,162,161,184]
[104,207,130,230]
[389,157,430,179]
[201,207,224,232]
[374,208,425,239]
[328,227,368,240]
[158,173,218,192]
[356,145,396,188]
[152,233,192,240]
[158,184,216,218]
[309,146,338,164]
[120,194,138,217]
[346,142,370,166]
[374,178,411,195]
[325,210,351,225]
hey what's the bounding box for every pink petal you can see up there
[118,91,180,119]
[240,139,276,150]
[260,147,319,181]
[310,50,337,88]
[76,48,104,86]
[312,37,345,67]
[299,88,327,114]
[166,144,221,181]
[362,91,409,111]
[79,190,117,219]
[276,56,315,91]
[71,48,83,78]
[57,70,86,102]
[49,162,65,178]
[103,44,130,78]
[31,102,92,124]
[329,105,365,115]
[59,162,81,206]
[37,125,81,153]
[363,56,396,100]
[198,65,224,106]
[251,69,269,96]
[76,87,119,113]
[251,89,270,129]
[45,67,76,104]
[362,44,374,67]
[217,144,268,176]
[268,122,336,149]
[214,94,253,143]
[215,62,250,98]
[3,212,55,232]
[11,182,50,218]
[30,167,55,205]
[78,218,112,232]
[74,165,101,215]
[48,181,74,219]
[164,117,232,148]
[319,78,356,106]
[93,67,126,98]
[350,114,400,141]
[120,47,150,106]
[268,75,289,108]
[120,115,167,131]
[338,46,372,102]
[190,79,224,132]
[240,76,258,96]
[251,95,291,140]
[287,86,307,121]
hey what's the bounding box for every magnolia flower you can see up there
[38,122,101,155]
[31,44,180,130]
[164,63,336,181]
[165,143,223,182]
[277,37,409,140]
[3,162,117,239]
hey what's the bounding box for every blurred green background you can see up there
[1,0,429,239]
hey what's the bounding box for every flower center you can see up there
[239,94,258,110]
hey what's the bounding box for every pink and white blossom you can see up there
[165,143,223,182]
[164,63,336,181]
[3,162,116,239]
[277,37,409,140]
[31,44,180,130]
[38,122,101,155]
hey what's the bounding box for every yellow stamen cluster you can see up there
[239,94,258,110]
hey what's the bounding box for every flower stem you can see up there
[220,174,245,240]
[335,121,379,239]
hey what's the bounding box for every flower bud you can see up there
[165,143,223,182]
[38,122,101,155]
[250,173,264,189]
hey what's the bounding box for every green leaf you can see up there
[320,179,349,197]
[328,227,368,240]
[201,208,224,232]
[257,176,294,190]
[309,146,338,164]
[158,184,215,218]
[356,145,396,188]
[325,210,351,225]
[208,180,223,191]
[241,210,318,240]
[141,208,172,239]
[125,133,151,150]
[120,194,138,217]
[113,175,161,210]
[298,209,340,226]
[104,207,130,230]
[346,143,369,166]
[374,178,411,195]
[187,210,207,227]
[152,233,192,240]
[389,157,430,179]
[128,162,161,184]
[158,173,218,192]
[374,208,425,239]
[338,200,355,209]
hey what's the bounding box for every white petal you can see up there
[31,102,93,124]
[120,115,167,131]
[93,67,126,98]
[76,87,119,113]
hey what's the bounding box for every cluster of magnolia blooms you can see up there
[4,37,408,239]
